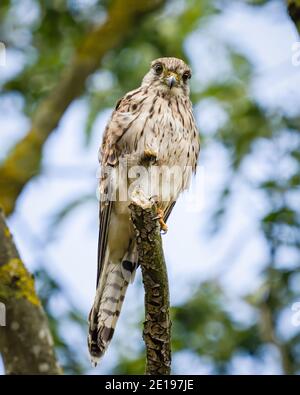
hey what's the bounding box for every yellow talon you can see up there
[154,208,168,234]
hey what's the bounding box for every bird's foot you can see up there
[153,207,168,234]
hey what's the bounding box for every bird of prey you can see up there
[88,57,200,365]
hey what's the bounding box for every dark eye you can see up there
[153,63,163,75]
[182,71,191,82]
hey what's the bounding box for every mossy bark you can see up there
[0,209,61,374]
[287,0,300,34]
[129,201,171,375]
[0,0,166,216]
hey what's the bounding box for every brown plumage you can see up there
[88,57,200,365]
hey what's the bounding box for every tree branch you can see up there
[259,301,294,375]
[0,208,61,374]
[129,192,171,375]
[287,0,300,34]
[0,0,166,215]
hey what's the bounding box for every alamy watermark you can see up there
[291,42,300,66]
[0,42,6,67]
[95,160,206,213]
[0,302,6,326]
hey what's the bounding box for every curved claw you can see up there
[160,223,168,234]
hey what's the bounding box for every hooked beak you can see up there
[166,75,177,89]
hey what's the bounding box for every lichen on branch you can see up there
[0,208,61,374]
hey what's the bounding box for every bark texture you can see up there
[0,0,166,215]
[259,295,294,374]
[0,209,61,374]
[129,198,171,375]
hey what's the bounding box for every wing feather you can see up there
[96,88,143,287]
[164,201,176,223]
[96,200,112,287]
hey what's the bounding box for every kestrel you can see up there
[88,57,200,364]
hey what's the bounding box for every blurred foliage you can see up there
[0,0,300,374]
[171,283,262,371]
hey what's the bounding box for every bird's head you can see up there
[142,57,192,96]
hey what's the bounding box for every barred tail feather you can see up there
[88,251,137,365]
[88,262,128,364]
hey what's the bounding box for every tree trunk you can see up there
[0,209,61,374]
[129,192,171,375]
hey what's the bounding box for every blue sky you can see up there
[1,0,300,374]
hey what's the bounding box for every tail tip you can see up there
[91,355,100,367]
